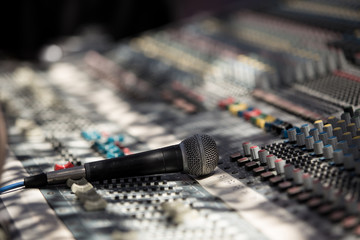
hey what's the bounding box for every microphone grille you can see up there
[181,134,219,176]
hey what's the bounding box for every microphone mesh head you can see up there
[180,134,218,176]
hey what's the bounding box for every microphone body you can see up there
[85,144,183,181]
[24,134,218,188]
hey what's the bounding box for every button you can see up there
[317,204,334,215]
[287,186,303,196]
[269,176,283,186]
[244,108,261,121]
[81,131,101,141]
[305,136,314,150]
[252,166,265,175]
[342,216,359,230]
[329,210,346,222]
[261,171,274,181]
[256,117,266,129]
[297,192,311,203]
[307,198,322,208]
[265,115,276,123]
[237,157,250,166]
[278,181,292,191]
[218,97,235,110]
[228,102,247,115]
[106,135,124,144]
[250,145,260,160]
[245,161,259,171]
[229,152,242,162]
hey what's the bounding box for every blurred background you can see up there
[0,0,256,60]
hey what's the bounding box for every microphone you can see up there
[24,134,219,188]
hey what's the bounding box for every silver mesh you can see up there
[180,134,218,176]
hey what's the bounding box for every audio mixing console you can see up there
[1,1,360,239]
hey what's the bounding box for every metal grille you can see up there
[181,134,218,176]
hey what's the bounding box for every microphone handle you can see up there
[84,144,184,181]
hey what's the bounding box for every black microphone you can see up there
[24,134,219,188]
